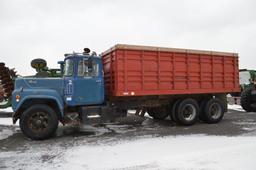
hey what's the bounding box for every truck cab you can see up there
[12,50,105,140]
[63,53,104,106]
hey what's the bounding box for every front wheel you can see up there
[19,104,59,140]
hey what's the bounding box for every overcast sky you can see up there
[1,0,256,75]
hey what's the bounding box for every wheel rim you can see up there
[209,103,222,119]
[181,104,196,121]
[28,111,49,133]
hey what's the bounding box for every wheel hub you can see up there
[182,104,196,121]
[209,103,221,119]
[28,112,49,132]
[36,120,42,126]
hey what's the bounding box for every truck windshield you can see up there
[63,59,73,77]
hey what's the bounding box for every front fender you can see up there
[12,89,64,116]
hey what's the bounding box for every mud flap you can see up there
[12,111,21,124]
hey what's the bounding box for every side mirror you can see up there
[58,61,65,76]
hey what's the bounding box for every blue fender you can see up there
[12,89,64,117]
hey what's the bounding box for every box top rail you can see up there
[101,44,238,57]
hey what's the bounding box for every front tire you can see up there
[19,104,58,140]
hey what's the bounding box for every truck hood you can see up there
[14,77,63,96]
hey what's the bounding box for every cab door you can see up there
[73,58,104,105]
[63,58,75,106]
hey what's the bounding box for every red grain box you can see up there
[101,44,240,97]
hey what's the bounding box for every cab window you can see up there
[78,59,99,77]
[239,71,251,85]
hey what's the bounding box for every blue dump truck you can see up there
[12,45,240,140]
[12,49,106,140]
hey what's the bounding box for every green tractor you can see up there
[240,69,256,112]
[30,58,64,77]
[239,69,256,92]
[0,59,64,109]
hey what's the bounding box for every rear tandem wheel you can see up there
[200,98,224,124]
[175,98,199,126]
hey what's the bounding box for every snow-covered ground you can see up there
[59,135,256,170]
[0,118,14,126]
[0,107,13,113]
[0,107,16,141]
[0,129,14,140]
[1,135,256,170]
[228,104,244,112]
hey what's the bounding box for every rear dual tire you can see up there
[170,100,180,122]
[170,98,224,125]
[173,98,199,126]
[200,98,224,124]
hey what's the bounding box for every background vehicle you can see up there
[239,69,256,91]
[0,62,17,108]
[231,69,256,97]
[11,44,240,140]
[240,69,256,112]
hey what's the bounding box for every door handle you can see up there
[96,80,102,83]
